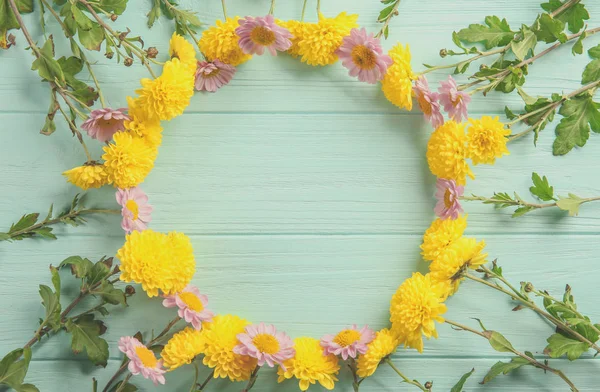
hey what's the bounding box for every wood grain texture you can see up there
[1,0,599,391]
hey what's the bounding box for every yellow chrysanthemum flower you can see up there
[199,18,252,66]
[429,237,488,295]
[124,96,163,149]
[426,120,474,185]
[296,12,358,66]
[117,229,196,297]
[169,33,197,75]
[420,216,467,262]
[467,116,511,165]
[390,272,447,353]
[279,20,309,57]
[136,58,194,121]
[62,163,109,190]
[199,315,257,381]
[382,44,414,110]
[102,131,157,189]
[356,328,399,378]
[161,327,203,370]
[277,337,340,391]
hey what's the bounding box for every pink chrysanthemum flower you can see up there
[118,336,166,385]
[116,187,153,233]
[162,285,214,330]
[194,60,236,92]
[434,178,464,220]
[236,15,293,55]
[414,76,444,128]
[438,76,471,122]
[233,323,295,369]
[335,28,392,84]
[320,325,375,360]
[81,108,130,143]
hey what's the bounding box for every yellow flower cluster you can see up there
[277,337,340,391]
[63,163,109,190]
[199,17,252,66]
[116,229,196,297]
[382,44,414,110]
[169,32,197,75]
[161,327,203,370]
[356,328,398,377]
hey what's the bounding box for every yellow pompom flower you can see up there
[279,20,309,57]
[356,329,399,378]
[429,237,488,295]
[390,272,447,353]
[62,163,109,190]
[467,116,511,165]
[169,33,197,75]
[136,58,194,121]
[420,216,467,262]
[277,337,340,391]
[116,229,196,297]
[102,131,157,189]
[382,44,414,110]
[161,327,203,370]
[199,18,252,66]
[124,96,163,149]
[426,120,474,185]
[199,315,257,381]
[296,12,358,66]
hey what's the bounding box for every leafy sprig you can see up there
[376,0,401,39]
[0,194,119,242]
[147,0,202,36]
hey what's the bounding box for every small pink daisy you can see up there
[162,285,214,330]
[434,178,464,220]
[118,336,166,385]
[195,60,236,92]
[233,323,295,369]
[414,76,444,128]
[438,75,471,122]
[81,108,129,143]
[320,325,375,360]
[335,28,392,84]
[236,15,293,55]
[116,187,153,233]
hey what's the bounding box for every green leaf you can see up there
[456,15,515,49]
[59,256,94,279]
[530,172,555,201]
[70,4,93,31]
[482,357,530,384]
[572,30,586,55]
[556,193,585,216]
[146,0,161,28]
[91,281,126,306]
[510,26,536,61]
[484,331,515,353]
[87,260,111,286]
[31,36,66,84]
[18,384,40,392]
[378,3,396,22]
[553,96,600,155]
[533,13,567,44]
[0,348,33,389]
[517,86,538,105]
[65,315,109,367]
[589,44,600,59]
[512,206,535,217]
[99,0,128,15]
[108,381,138,392]
[541,0,589,33]
[32,227,56,239]
[0,233,10,241]
[582,59,600,84]
[77,22,104,51]
[545,333,590,360]
[9,213,38,233]
[0,0,34,49]
[450,368,474,392]
[504,106,517,120]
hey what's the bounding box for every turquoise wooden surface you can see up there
[1,0,600,391]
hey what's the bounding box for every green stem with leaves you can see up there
[460,194,600,211]
[375,0,401,39]
[269,0,276,15]
[445,319,579,391]
[241,366,260,392]
[384,358,429,391]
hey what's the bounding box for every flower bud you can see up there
[146,47,158,59]
[125,285,136,296]
[102,257,113,269]
[105,51,114,59]
[424,381,433,390]
[439,48,447,58]
[124,57,133,67]
[110,14,118,22]
[524,282,533,293]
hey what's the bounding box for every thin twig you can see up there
[384,358,429,391]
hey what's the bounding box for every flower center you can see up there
[205,68,221,78]
[125,199,139,220]
[179,292,204,312]
[417,94,432,116]
[443,189,453,209]
[250,26,276,46]
[333,329,362,347]
[351,45,377,70]
[135,346,158,368]
[452,94,463,107]
[252,333,280,354]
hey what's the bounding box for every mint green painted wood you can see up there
[1,0,599,391]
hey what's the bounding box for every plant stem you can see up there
[531,288,600,336]
[301,0,308,21]
[221,0,228,19]
[197,369,215,391]
[375,0,401,39]
[241,366,260,392]
[269,0,276,15]
[56,104,92,161]
[384,358,428,391]
[445,319,579,392]
[460,194,600,212]
[464,273,600,355]
[114,374,132,392]
[420,47,506,75]
[160,0,203,53]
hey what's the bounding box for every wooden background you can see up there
[1,0,600,390]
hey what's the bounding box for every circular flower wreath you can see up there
[63,9,510,392]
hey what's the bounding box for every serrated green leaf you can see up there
[70,4,93,31]
[533,13,567,43]
[589,44,600,59]
[541,0,589,33]
[482,357,530,384]
[77,22,104,51]
[582,59,600,84]
[99,0,128,14]
[31,36,65,85]
[450,368,474,392]
[545,333,589,360]
[510,26,536,61]
[0,347,33,389]
[556,193,585,216]
[0,0,34,49]
[9,213,38,233]
[530,172,555,201]
[91,281,126,306]
[504,106,517,120]
[456,15,515,50]
[65,315,109,367]
[553,96,600,155]
[87,260,111,286]
[59,256,94,279]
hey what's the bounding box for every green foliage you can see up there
[533,13,567,44]
[530,172,555,201]
[39,266,62,332]
[456,16,515,49]
[510,25,537,61]
[450,368,474,392]
[65,314,109,367]
[482,356,531,384]
[31,36,65,85]
[553,95,600,155]
[59,255,94,279]
[0,348,39,391]
[545,333,590,360]
[91,280,127,306]
[541,0,589,33]
[556,193,586,216]
[147,0,201,36]
[0,0,33,49]
[484,331,515,353]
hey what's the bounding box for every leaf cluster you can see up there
[147,0,201,36]
[0,0,33,49]
[375,0,401,39]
